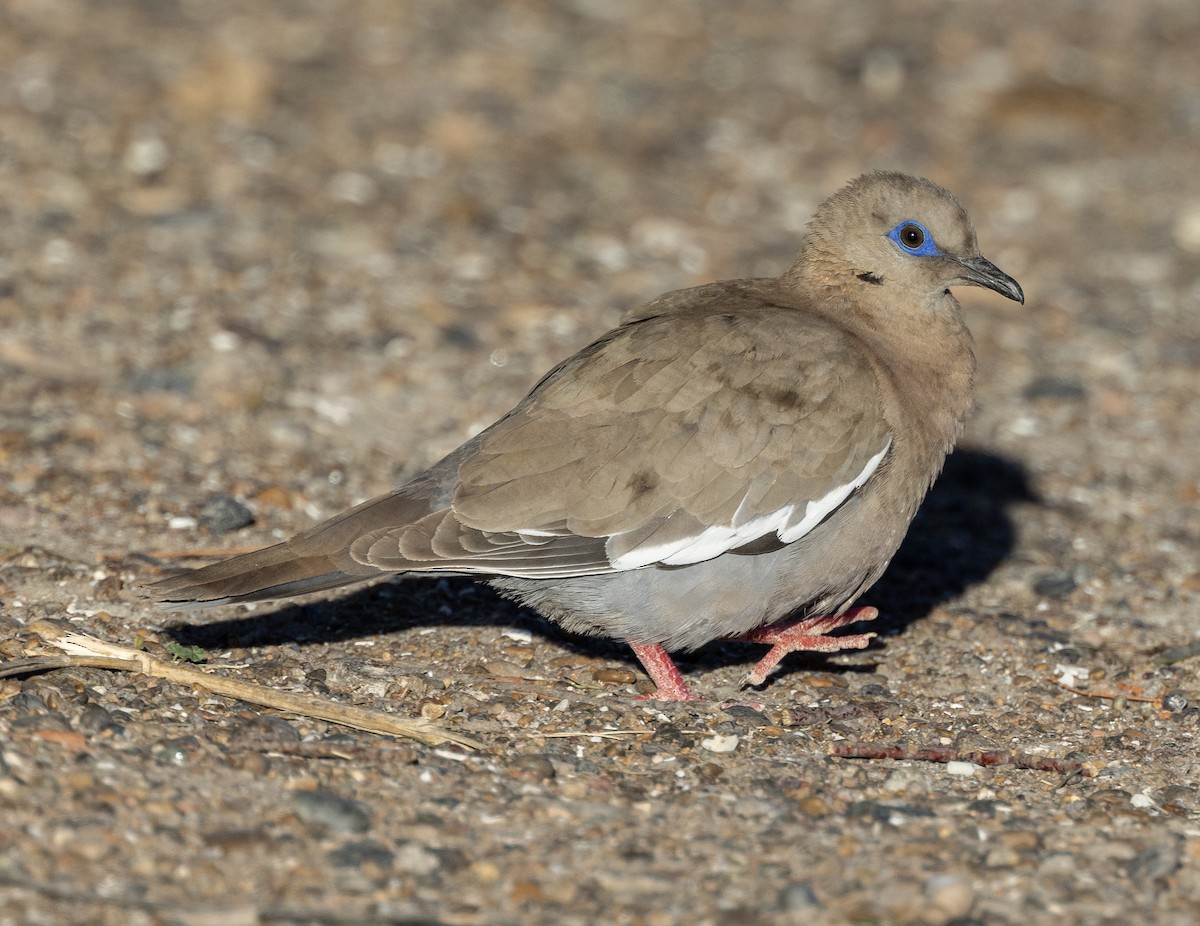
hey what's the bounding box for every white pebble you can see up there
[882,767,928,795]
[1172,202,1200,253]
[1055,664,1089,686]
[124,133,169,175]
[700,733,739,753]
[209,330,241,352]
[946,761,978,777]
[925,874,974,919]
[328,170,378,205]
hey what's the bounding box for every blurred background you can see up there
[2,1,1196,539]
[2,2,1199,924]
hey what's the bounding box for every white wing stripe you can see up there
[779,438,890,542]
[607,437,891,570]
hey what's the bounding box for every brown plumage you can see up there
[148,171,1023,700]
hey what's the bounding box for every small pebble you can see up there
[485,658,541,680]
[151,736,199,766]
[328,839,394,869]
[507,754,556,782]
[1172,201,1200,253]
[470,860,501,883]
[203,828,271,851]
[777,881,821,911]
[1023,376,1086,401]
[254,484,293,510]
[500,643,535,662]
[945,761,978,777]
[1161,690,1188,712]
[700,733,740,753]
[925,874,974,919]
[881,767,928,795]
[91,574,124,602]
[697,762,724,781]
[227,713,301,745]
[292,789,371,834]
[1033,571,1077,598]
[1127,838,1182,880]
[227,752,270,776]
[1055,663,1089,686]
[77,703,123,734]
[724,704,770,725]
[198,494,255,533]
[593,666,637,684]
[394,841,442,875]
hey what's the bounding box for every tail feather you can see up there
[144,485,439,608]
[147,547,375,609]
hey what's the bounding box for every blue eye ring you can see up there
[887,220,941,256]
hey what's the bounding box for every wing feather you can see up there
[404,293,895,574]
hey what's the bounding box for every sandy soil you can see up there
[2,2,1200,924]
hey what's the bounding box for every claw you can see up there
[738,606,880,687]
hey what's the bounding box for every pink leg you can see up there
[628,642,700,702]
[738,606,880,687]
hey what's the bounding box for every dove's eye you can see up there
[887,220,940,256]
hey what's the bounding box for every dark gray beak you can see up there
[959,255,1024,304]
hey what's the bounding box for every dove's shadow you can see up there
[860,446,1036,628]
[166,448,1035,683]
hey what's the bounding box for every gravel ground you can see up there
[2,2,1200,924]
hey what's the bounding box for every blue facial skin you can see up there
[886,220,943,257]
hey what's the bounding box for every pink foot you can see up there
[738,606,880,687]
[628,642,701,701]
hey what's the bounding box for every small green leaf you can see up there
[165,642,207,664]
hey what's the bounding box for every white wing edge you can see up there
[606,436,892,570]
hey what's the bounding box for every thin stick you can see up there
[10,621,483,751]
[830,742,1098,777]
[1054,678,1159,704]
[539,729,655,739]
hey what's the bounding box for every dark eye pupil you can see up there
[902,224,924,247]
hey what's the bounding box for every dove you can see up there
[149,171,1023,700]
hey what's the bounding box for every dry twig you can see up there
[540,729,655,739]
[1053,677,1160,705]
[2,620,483,751]
[830,741,1099,777]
